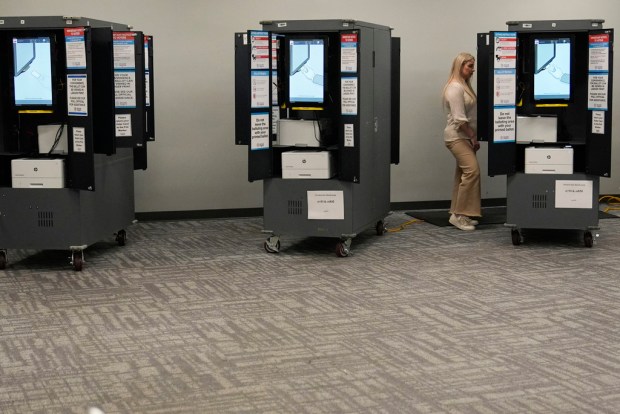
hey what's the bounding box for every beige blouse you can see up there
[443,82,477,142]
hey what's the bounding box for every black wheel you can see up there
[584,231,593,248]
[115,229,127,246]
[72,252,83,272]
[0,251,6,270]
[375,220,386,236]
[511,229,521,246]
[336,242,349,257]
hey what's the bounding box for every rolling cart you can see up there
[477,20,613,247]
[0,16,155,269]
[235,20,400,256]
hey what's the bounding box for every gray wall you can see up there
[3,0,619,213]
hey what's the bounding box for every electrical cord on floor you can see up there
[386,218,423,233]
[599,195,620,213]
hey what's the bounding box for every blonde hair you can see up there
[442,52,476,101]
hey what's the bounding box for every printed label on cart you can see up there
[592,110,605,134]
[589,34,609,72]
[308,191,345,220]
[555,180,593,209]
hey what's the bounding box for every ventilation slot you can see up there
[287,200,302,215]
[38,211,54,228]
[532,194,547,209]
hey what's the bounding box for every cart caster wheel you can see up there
[115,229,127,246]
[584,231,594,248]
[264,236,280,253]
[511,229,521,246]
[375,220,386,236]
[336,238,352,257]
[71,251,84,272]
[0,250,7,270]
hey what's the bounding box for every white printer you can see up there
[282,151,335,179]
[11,158,65,188]
[277,119,321,147]
[524,147,573,174]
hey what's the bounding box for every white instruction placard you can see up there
[493,69,516,106]
[64,27,87,69]
[115,71,137,108]
[67,74,88,116]
[271,106,279,135]
[493,32,517,69]
[592,110,605,134]
[271,71,278,105]
[251,70,270,108]
[250,112,270,150]
[307,191,345,220]
[341,33,358,73]
[555,180,593,209]
[588,74,608,110]
[113,32,136,69]
[341,77,358,115]
[493,107,516,143]
[115,114,132,137]
[250,31,270,70]
[344,124,354,147]
[72,127,86,153]
[145,72,151,106]
[589,34,609,72]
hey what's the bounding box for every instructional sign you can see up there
[67,74,88,116]
[493,69,516,106]
[251,70,270,108]
[145,72,151,106]
[587,74,608,110]
[589,34,609,72]
[493,32,517,69]
[307,191,345,220]
[72,127,86,153]
[271,106,279,135]
[344,124,354,147]
[115,114,132,137]
[341,33,358,73]
[592,110,605,134]
[113,32,136,69]
[493,107,516,143]
[250,31,270,70]
[64,27,86,69]
[341,77,358,115]
[492,32,517,143]
[250,112,270,150]
[555,180,593,209]
[115,71,137,108]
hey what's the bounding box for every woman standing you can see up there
[442,52,481,231]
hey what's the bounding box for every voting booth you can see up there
[0,16,155,269]
[477,20,613,247]
[235,20,400,256]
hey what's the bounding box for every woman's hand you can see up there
[470,138,480,152]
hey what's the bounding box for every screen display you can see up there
[13,37,53,106]
[533,38,571,101]
[288,39,324,104]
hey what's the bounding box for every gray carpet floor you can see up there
[1,211,620,413]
